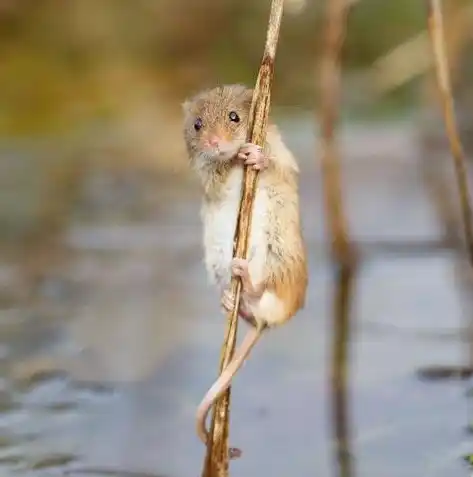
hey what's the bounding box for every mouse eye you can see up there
[194,118,203,131]
[229,111,240,123]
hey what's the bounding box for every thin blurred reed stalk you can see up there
[426,0,473,375]
[318,0,358,476]
[426,0,473,262]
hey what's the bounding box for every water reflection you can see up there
[0,120,472,477]
[329,263,356,477]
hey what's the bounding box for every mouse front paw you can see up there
[221,289,236,313]
[230,258,263,299]
[237,143,269,171]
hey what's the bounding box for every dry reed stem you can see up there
[318,0,357,476]
[426,0,473,266]
[200,1,284,475]
[425,0,473,379]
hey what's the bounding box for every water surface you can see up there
[0,119,471,477]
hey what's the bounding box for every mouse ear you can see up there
[243,88,255,108]
[181,100,191,116]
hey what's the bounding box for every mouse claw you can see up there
[238,143,269,171]
[221,289,235,313]
[229,447,242,459]
[231,258,257,296]
[231,258,251,282]
[231,258,264,300]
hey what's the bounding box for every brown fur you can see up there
[182,84,308,459]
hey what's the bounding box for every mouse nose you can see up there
[207,135,220,147]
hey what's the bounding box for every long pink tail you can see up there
[196,327,261,445]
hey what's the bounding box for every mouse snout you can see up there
[206,134,221,147]
[200,130,235,159]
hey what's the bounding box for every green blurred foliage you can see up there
[0,0,438,136]
[344,0,424,67]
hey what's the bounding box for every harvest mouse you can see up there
[182,84,308,459]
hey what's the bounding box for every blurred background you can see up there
[1,0,473,476]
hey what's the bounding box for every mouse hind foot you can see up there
[229,446,242,459]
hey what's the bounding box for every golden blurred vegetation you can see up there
[0,0,471,134]
[0,0,456,136]
[0,0,472,261]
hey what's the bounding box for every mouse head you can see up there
[182,84,253,163]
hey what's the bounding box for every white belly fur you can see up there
[202,168,268,292]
